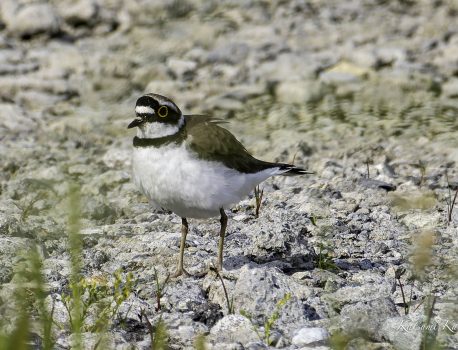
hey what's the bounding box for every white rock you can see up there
[233,214,249,222]
[348,49,378,68]
[254,53,318,82]
[375,47,407,66]
[2,2,60,37]
[45,295,70,327]
[0,103,35,133]
[166,58,197,79]
[320,61,368,84]
[209,314,259,345]
[275,80,321,104]
[207,42,249,64]
[381,313,424,350]
[339,298,399,340]
[292,327,329,346]
[442,78,458,98]
[204,95,244,111]
[58,0,98,25]
[224,266,315,338]
[0,237,32,283]
[320,70,360,84]
[208,343,244,350]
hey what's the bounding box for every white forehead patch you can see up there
[135,106,155,114]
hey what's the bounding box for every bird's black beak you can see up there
[128,117,144,129]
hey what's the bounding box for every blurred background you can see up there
[0,0,457,348]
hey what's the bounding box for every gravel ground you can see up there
[0,0,457,349]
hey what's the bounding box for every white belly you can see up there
[132,144,276,218]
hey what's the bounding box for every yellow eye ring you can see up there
[158,106,168,118]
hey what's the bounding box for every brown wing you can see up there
[184,114,227,127]
[185,117,275,174]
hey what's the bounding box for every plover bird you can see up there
[128,93,311,277]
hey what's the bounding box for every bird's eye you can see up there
[158,106,168,118]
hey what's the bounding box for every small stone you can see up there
[184,47,208,63]
[209,343,244,350]
[245,342,268,350]
[227,266,316,337]
[2,2,60,37]
[233,214,249,222]
[207,42,250,64]
[320,61,368,84]
[275,80,322,104]
[211,63,242,82]
[204,95,244,112]
[442,78,458,98]
[381,313,424,350]
[323,283,393,312]
[375,47,407,67]
[340,298,399,340]
[360,179,396,192]
[0,237,32,283]
[45,295,70,327]
[0,103,35,133]
[209,315,259,345]
[349,49,378,68]
[358,259,373,270]
[59,0,98,26]
[292,327,330,346]
[400,212,441,229]
[166,58,197,80]
[224,85,266,102]
[256,52,325,82]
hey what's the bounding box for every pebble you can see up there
[442,78,458,98]
[209,315,259,345]
[292,327,330,346]
[359,179,397,191]
[2,2,60,37]
[275,80,322,104]
[166,58,197,80]
[58,0,98,25]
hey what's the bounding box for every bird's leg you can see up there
[217,208,228,271]
[172,217,190,278]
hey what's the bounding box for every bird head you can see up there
[128,93,184,138]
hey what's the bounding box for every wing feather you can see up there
[184,115,311,175]
[185,117,273,174]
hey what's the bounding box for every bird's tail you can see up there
[275,163,313,176]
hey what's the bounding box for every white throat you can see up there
[137,115,185,138]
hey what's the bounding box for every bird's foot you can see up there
[171,267,207,278]
[171,267,191,278]
[210,261,224,274]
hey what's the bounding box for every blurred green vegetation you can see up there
[0,184,150,350]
